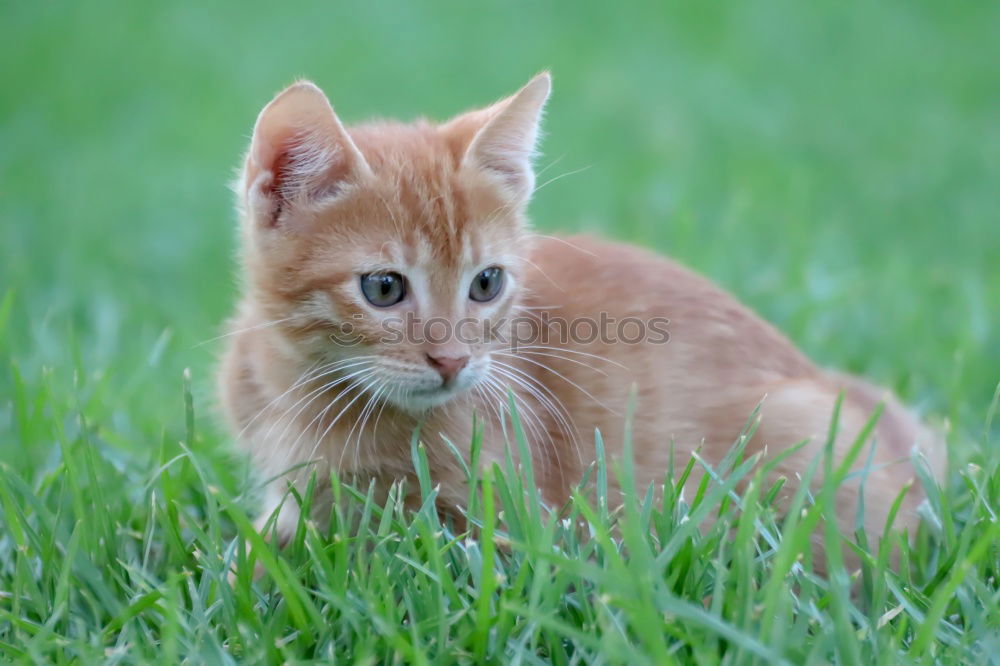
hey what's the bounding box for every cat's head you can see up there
[236,73,550,412]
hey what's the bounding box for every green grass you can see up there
[1,0,997,662]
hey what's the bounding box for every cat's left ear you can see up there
[243,80,371,228]
[455,72,551,203]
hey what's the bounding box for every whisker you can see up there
[370,382,395,443]
[510,256,565,293]
[507,345,629,371]
[485,368,563,474]
[473,382,509,445]
[345,377,389,469]
[487,371,564,481]
[195,316,297,347]
[491,363,582,442]
[495,349,610,378]
[489,363,583,466]
[274,368,379,474]
[269,364,379,460]
[293,369,378,455]
[314,373,386,469]
[494,355,621,416]
[525,233,599,258]
[236,358,329,439]
[243,356,375,444]
[374,191,404,240]
[486,374,546,451]
[532,164,593,194]
[285,369,379,476]
[339,375,385,472]
[532,153,566,179]
[260,358,379,444]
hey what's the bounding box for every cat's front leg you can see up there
[228,483,301,583]
[253,483,303,546]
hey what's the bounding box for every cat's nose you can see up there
[425,353,469,384]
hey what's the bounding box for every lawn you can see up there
[1,0,997,662]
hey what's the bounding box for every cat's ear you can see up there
[243,80,370,227]
[457,72,551,203]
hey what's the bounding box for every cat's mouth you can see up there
[395,385,464,412]
[374,358,489,413]
[391,375,479,413]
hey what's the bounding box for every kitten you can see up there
[219,73,940,556]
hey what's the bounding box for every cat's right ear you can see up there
[243,81,371,228]
[447,72,551,205]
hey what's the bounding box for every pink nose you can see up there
[425,353,469,384]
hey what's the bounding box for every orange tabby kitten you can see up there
[219,73,940,553]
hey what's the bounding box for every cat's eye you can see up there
[360,272,407,307]
[469,266,505,303]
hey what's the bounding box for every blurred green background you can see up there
[1,0,997,466]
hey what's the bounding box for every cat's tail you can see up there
[739,372,944,571]
[823,371,947,481]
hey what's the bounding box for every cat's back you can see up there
[524,234,816,384]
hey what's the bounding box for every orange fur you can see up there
[219,74,941,559]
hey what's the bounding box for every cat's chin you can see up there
[391,385,470,414]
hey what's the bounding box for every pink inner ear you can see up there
[261,143,292,205]
[469,133,536,200]
[475,139,530,185]
[253,130,354,226]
